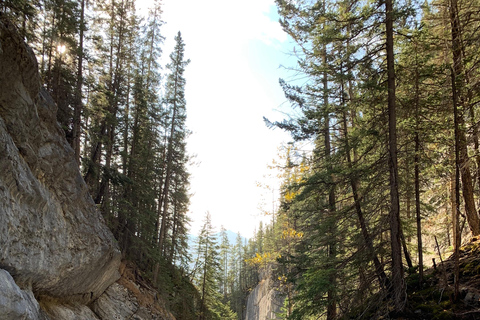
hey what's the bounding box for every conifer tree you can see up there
[157,31,190,255]
[195,213,236,320]
[219,226,231,301]
[272,0,419,316]
[385,0,406,310]
[229,232,246,319]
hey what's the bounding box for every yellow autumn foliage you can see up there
[284,190,297,202]
[245,252,280,267]
[282,227,304,239]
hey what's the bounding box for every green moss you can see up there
[432,310,455,320]
[439,300,453,309]
[412,286,450,302]
[463,241,480,253]
[416,303,442,313]
[406,273,421,289]
[411,302,455,320]
[432,313,455,320]
[461,260,480,276]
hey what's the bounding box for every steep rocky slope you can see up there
[401,237,480,320]
[344,237,480,319]
[0,14,174,320]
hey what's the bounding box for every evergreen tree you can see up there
[271,0,418,316]
[219,226,231,302]
[229,232,246,319]
[157,31,190,256]
[195,213,236,320]
[1,0,40,38]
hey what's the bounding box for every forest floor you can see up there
[394,237,480,319]
[351,237,480,319]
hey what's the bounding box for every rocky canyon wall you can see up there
[244,268,284,320]
[0,14,174,320]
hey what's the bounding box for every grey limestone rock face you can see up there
[0,269,45,320]
[0,14,121,303]
[244,267,284,320]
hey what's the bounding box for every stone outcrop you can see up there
[0,14,175,320]
[244,267,284,320]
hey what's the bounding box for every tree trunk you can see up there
[95,0,127,205]
[169,197,178,265]
[451,169,458,249]
[414,54,423,283]
[342,55,390,292]
[341,112,389,291]
[400,230,413,269]
[158,62,181,254]
[415,130,423,283]
[386,0,405,311]
[449,0,480,236]
[323,43,337,320]
[198,240,209,320]
[406,150,412,242]
[72,0,85,164]
[468,106,480,195]
[452,65,462,301]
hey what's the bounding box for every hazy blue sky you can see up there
[144,0,298,237]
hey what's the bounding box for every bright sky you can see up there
[143,0,297,238]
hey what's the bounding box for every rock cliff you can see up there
[244,268,284,320]
[0,14,174,320]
